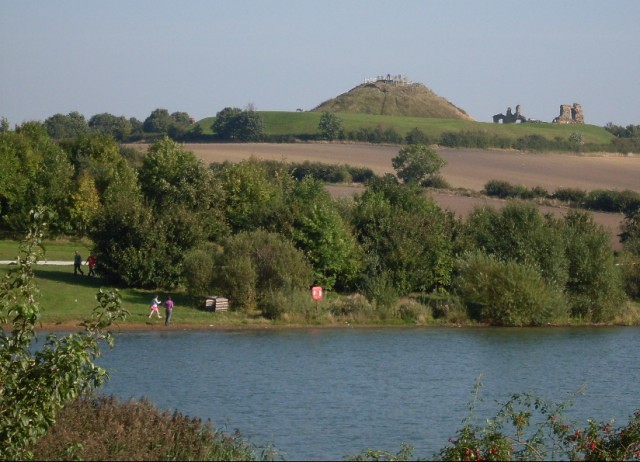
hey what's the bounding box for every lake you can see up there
[96,327,640,460]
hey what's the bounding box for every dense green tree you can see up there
[353,176,457,294]
[0,126,75,233]
[286,177,362,290]
[561,210,626,321]
[211,107,264,141]
[88,113,132,141]
[64,134,142,208]
[391,144,447,185]
[216,230,313,311]
[143,108,172,133]
[464,202,568,288]
[139,138,214,210]
[214,157,283,232]
[318,112,343,141]
[44,111,88,140]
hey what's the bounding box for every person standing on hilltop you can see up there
[73,251,84,276]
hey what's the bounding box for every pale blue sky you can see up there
[1,0,638,127]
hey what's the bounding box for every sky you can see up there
[1,0,639,127]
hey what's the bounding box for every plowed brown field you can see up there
[140,143,640,250]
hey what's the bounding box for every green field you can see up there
[195,111,615,145]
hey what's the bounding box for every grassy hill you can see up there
[311,81,474,120]
[195,111,615,146]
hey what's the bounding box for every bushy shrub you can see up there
[397,299,433,323]
[584,189,640,214]
[484,179,518,198]
[261,288,317,321]
[484,180,548,200]
[217,230,313,312]
[32,395,266,461]
[552,187,587,204]
[454,252,568,326]
[183,242,221,298]
[562,211,626,321]
[421,174,450,189]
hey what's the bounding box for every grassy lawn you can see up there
[0,238,263,329]
[0,238,92,262]
[0,264,260,329]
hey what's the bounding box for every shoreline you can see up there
[25,320,636,333]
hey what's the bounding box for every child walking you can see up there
[148,295,163,319]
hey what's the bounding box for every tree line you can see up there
[3,109,640,154]
[1,125,639,326]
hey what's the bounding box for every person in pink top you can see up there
[164,297,175,326]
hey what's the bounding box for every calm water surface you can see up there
[96,327,640,460]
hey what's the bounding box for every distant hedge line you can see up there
[484,179,640,215]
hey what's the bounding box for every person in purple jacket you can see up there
[164,296,175,326]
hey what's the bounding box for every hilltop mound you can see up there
[311,80,474,120]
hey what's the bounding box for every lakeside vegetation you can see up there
[2,121,640,328]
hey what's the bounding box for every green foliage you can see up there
[621,210,640,255]
[183,242,221,298]
[483,180,547,200]
[142,108,173,134]
[216,230,313,312]
[89,199,204,289]
[44,111,88,140]
[454,252,568,326]
[353,177,457,294]
[286,177,363,291]
[552,187,587,204]
[437,378,640,461]
[318,112,344,140]
[32,395,270,461]
[465,203,568,288]
[561,210,626,321]
[215,157,286,233]
[351,376,640,461]
[211,107,264,141]
[138,137,218,211]
[0,127,75,234]
[88,113,132,141]
[0,208,128,460]
[392,144,447,185]
[584,188,640,214]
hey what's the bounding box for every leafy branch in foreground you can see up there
[0,207,128,460]
[347,375,640,461]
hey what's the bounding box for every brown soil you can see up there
[134,142,639,250]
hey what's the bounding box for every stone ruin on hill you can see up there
[493,105,529,123]
[492,103,584,124]
[553,103,584,124]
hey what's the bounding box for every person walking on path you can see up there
[73,251,84,276]
[86,254,97,277]
[148,295,162,319]
[164,297,175,326]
